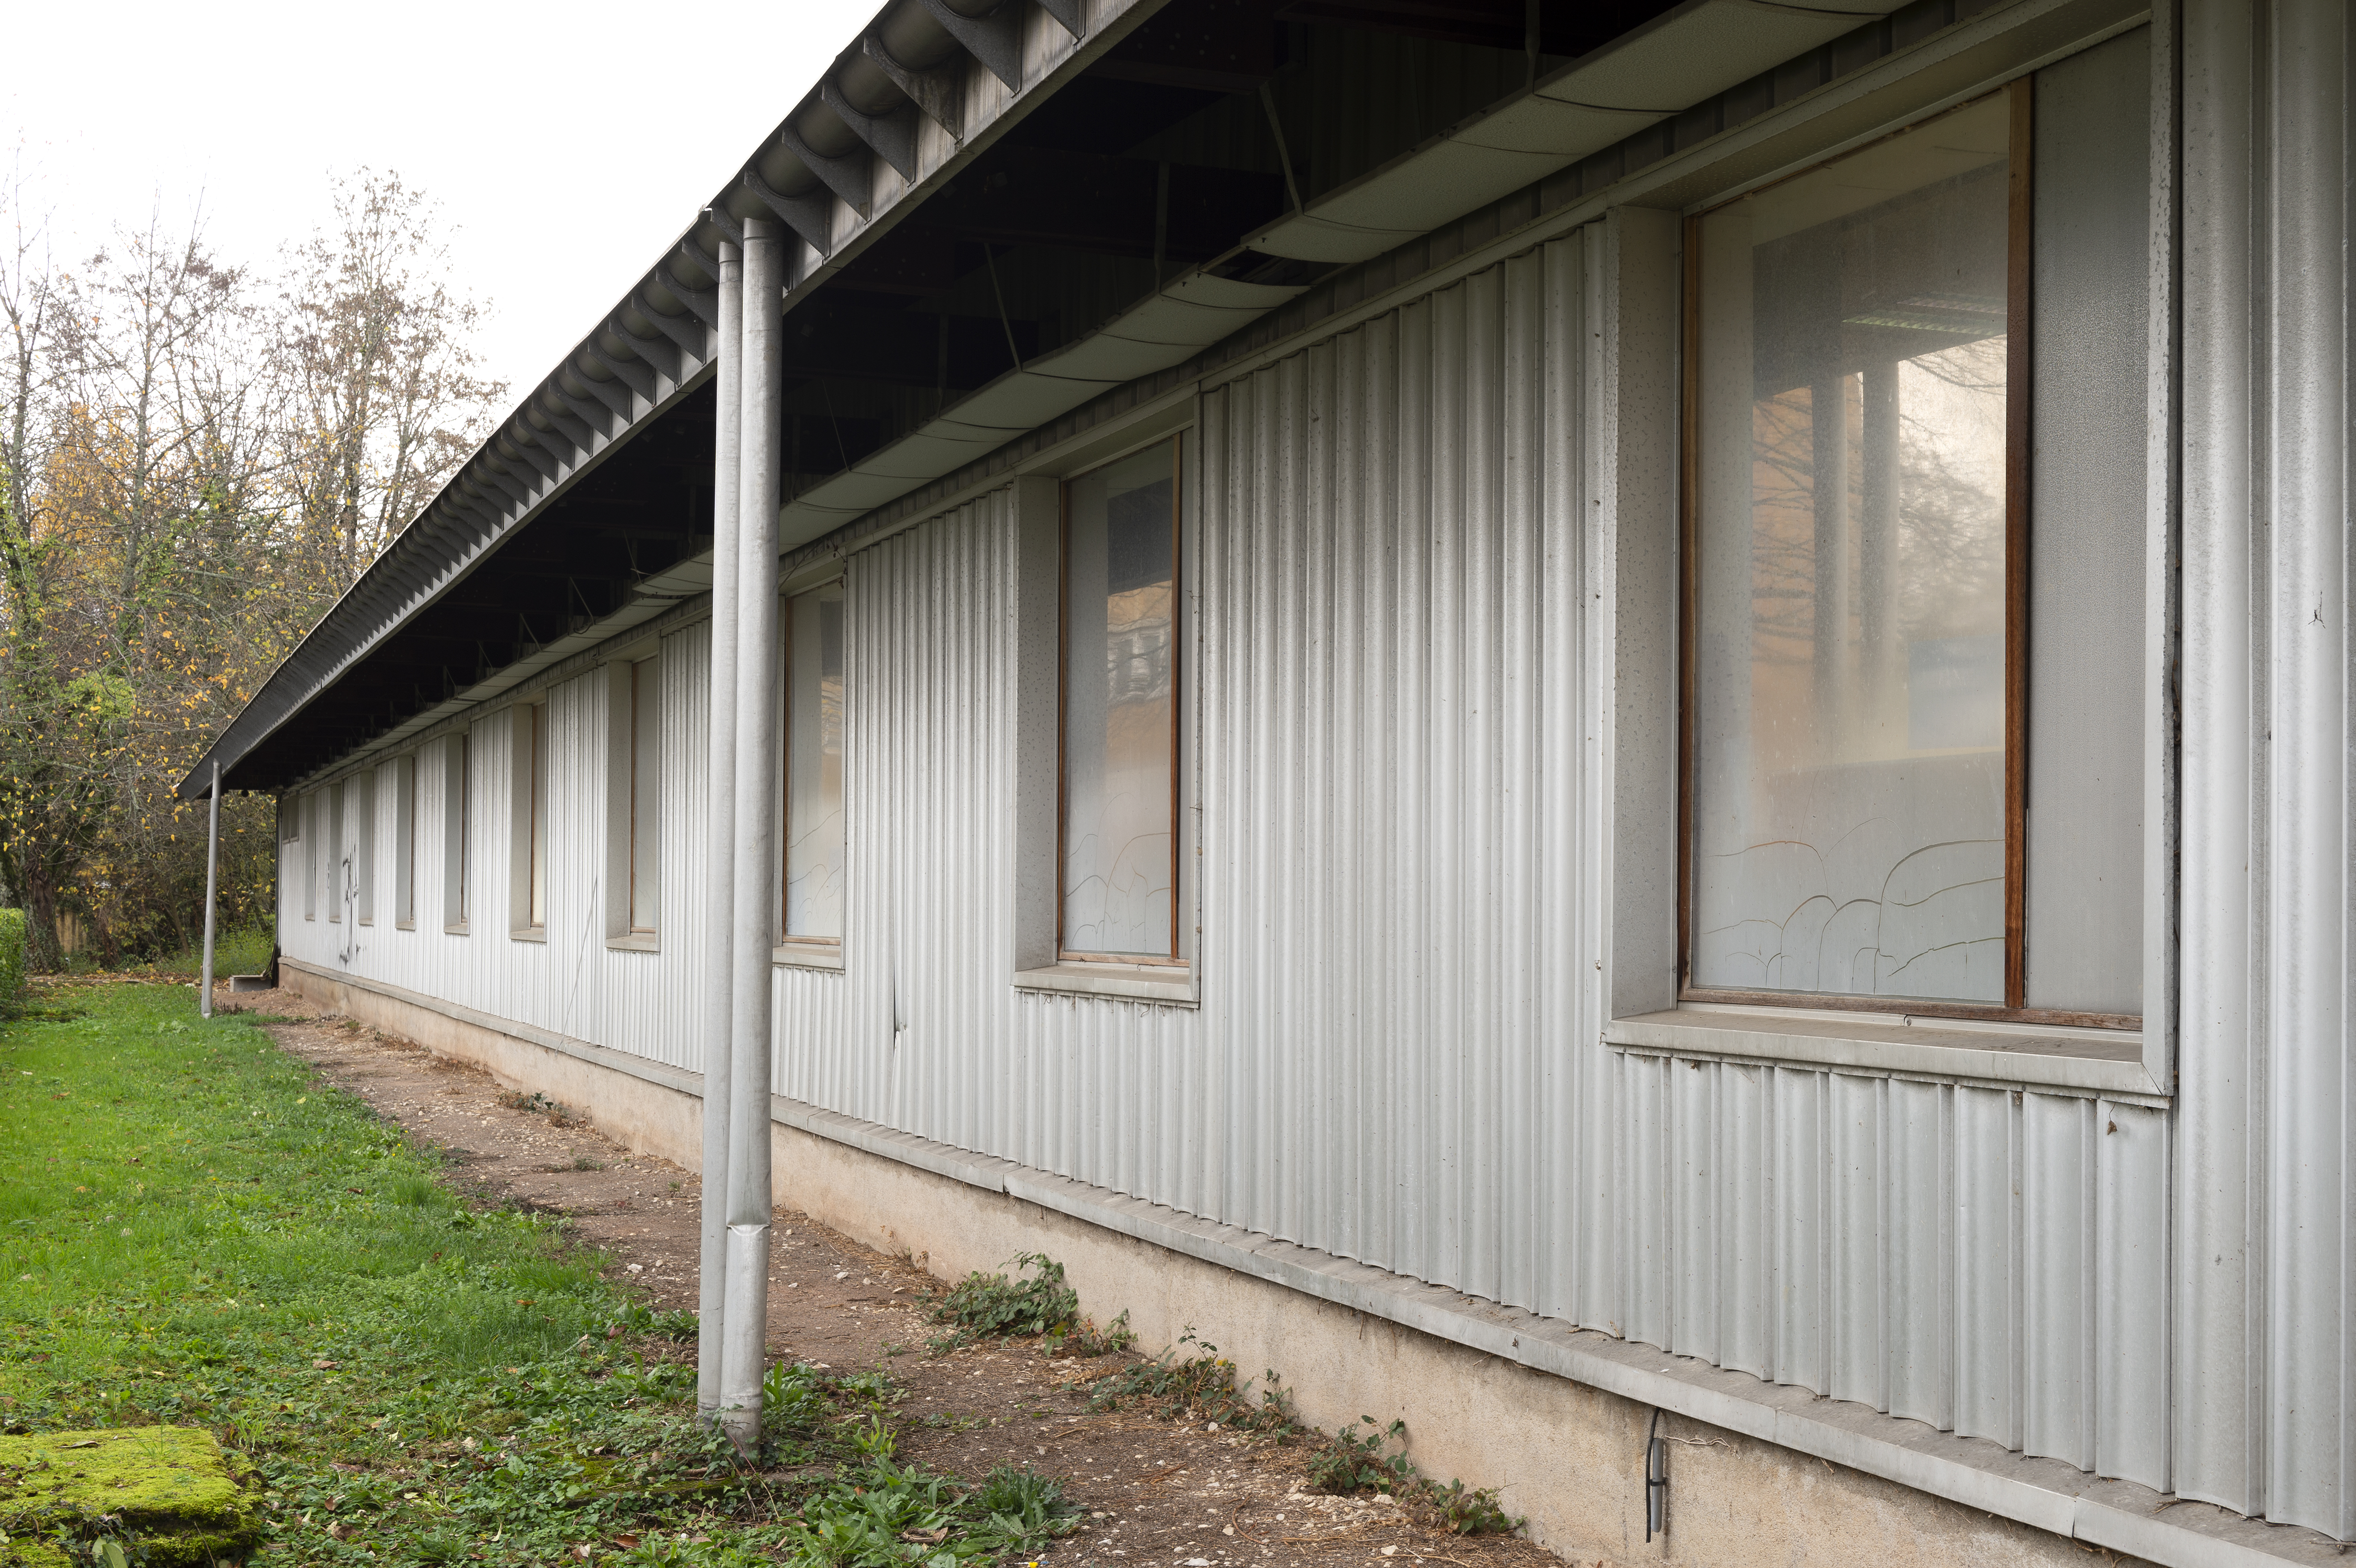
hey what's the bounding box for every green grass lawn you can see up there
[0,984,1076,1568]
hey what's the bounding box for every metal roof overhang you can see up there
[179,0,1908,800]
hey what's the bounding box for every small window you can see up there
[354,770,376,926]
[304,791,319,921]
[1683,58,2145,1027]
[782,584,846,945]
[609,656,661,941]
[512,701,548,936]
[1060,437,1181,962]
[444,732,470,930]
[394,753,416,928]
[326,782,344,925]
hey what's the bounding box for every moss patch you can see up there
[0,1427,256,1568]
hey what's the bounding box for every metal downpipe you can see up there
[719,214,784,1455]
[697,237,745,1425]
[199,762,218,1019]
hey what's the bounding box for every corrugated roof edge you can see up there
[175,0,1164,801]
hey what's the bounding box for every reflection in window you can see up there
[783,582,846,943]
[527,703,547,930]
[1062,440,1178,959]
[628,659,660,934]
[1691,94,2010,1004]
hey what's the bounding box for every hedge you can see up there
[0,908,22,1001]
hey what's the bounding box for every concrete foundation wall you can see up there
[283,963,2149,1568]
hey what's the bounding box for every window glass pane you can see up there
[356,772,375,923]
[1692,95,2009,1004]
[327,783,343,923]
[1062,441,1177,958]
[631,659,662,933]
[784,583,846,940]
[2026,30,2148,1016]
[529,704,547,928]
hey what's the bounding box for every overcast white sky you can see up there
[3,0,860,400]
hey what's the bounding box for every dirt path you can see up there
[216,988,1567,1568]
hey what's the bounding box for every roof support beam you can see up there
[585,341,656,402]
[775,121,872,218]
[862,33,964,140]
[820,79,919,181]
[918,0,1023,90]
[742,169,837,256]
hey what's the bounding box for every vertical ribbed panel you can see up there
[275,626,713,1075]
[273,219,2190,1507]
[2177,0,2355,1537]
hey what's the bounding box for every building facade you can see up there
[196,0,2356,1561]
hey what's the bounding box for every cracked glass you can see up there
[1691,94,2010,1004]
[1062,440,1179,960]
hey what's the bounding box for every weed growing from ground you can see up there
[1075,1331,1296,1437]
[1301,1417,1522,1535]
[1054,1310,1135,1359]
[497,1089,582,1127]
[1077,1334,1523,1538]
[922,1254,1078,1352]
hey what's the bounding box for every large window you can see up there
[394,753,416,928]
[354,770,376,926]
[512,702,548,936]
[443,732,470,931]
[1684,47,2146,1027]
[608,656,661,942]
[326,782,344,925]
[1060,438,1180,962]
[628,661,660,934]
[781,583,845,946]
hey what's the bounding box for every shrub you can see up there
[0,907,24,1002]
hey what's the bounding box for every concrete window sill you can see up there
[1604,1004,2160,1098]
[607,933,660,954]
[395,919,415,932]
[443,922,469,936]
[1015,960,1195,1006]
[774,943,843,972]
[510,926,547,944]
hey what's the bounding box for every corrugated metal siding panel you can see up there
[2177,0,2354,1535]
[286,219,2188,1503]
[290,625,715,1076]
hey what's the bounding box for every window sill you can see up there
[1014,960,1195,1006]
[1603,1003,2162,1098]
[444,922,469,936]
[510,926,547,944]
[395,919,415,932]
[607,933,660,954]
[774,943,843,972]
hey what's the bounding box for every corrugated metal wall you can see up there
[275,224,2175,1503]
[272,14,2356,1525]
[280,626,717,1074]
[2176,0,2355,1539]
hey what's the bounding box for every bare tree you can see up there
[275,170,502,578]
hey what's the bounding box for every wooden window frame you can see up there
[1056,434,1186,968]
[1676,79,2136,1034]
